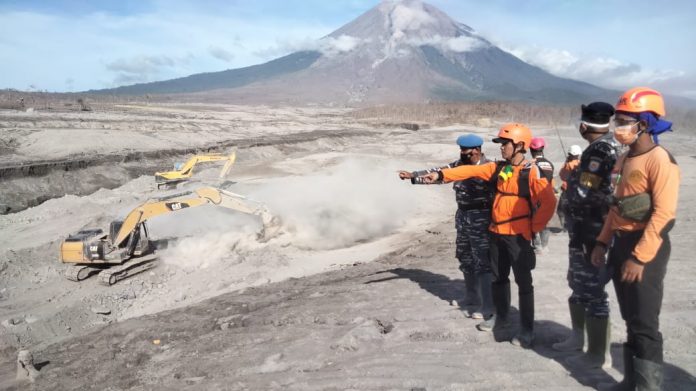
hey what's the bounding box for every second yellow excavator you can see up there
[60,187,281,285]
[155,151,237,189]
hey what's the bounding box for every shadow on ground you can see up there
[372,266,696,389]
[367,267,465,306]
[535,329,696,389]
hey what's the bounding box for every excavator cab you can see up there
[60,186,280,285]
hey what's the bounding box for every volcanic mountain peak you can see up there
[95,0,611,105]
[326,0,488,65]
[333,0,475,39]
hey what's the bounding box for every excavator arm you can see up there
[155,150,236,186]
[61,186,281,267]
[60,185,281,284]
[112,186,279,247]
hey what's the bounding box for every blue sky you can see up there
[1,0,694,98]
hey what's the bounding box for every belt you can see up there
[615,229,643,238]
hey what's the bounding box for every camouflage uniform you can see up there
[564,133,621,318]
[412,156,493,274]
[531,155,555,250]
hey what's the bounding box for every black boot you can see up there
[477,282,510,332]
[634,357,663,391]
[475,272,495,320]
[511,291,534,348]
[598,343,636,391]
[462,272,481,317]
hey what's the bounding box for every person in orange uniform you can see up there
[559,145,582,191]
[591,87,679,390]
[421,123,556,348]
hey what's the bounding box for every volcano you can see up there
[92,0,612,105]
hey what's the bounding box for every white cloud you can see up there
[106,55,176,74]
[320,35,365,56]
[407,34,485,53]
[254,34,367,59]
[444,35,484,52]
[506,45,686,92]
[389,1,436,32]
[0,8,334,90]
[105,55,190,85]
[208,46,235,62]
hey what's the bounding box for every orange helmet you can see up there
[616,87,665,117]
[493,123,532,149]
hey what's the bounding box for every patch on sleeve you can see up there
[580,172,601,189]
[587,158,602,173]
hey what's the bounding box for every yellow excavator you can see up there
[155,151,237,189]
[60,187,280,285]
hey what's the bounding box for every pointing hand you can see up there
[398,171,413,180]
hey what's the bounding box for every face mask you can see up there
[614,130,639,145]
[614,122,640,145]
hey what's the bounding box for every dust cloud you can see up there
[148,205,261,271]
[250,157,446,250]
[138,156,448,274]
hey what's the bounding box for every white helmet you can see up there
[568,145,582,156]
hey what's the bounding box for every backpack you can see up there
[489,161,535,225]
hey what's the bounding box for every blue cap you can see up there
[456,134,483,148]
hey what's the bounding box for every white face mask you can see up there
[614,122,640,145]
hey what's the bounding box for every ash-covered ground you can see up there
[0,104,694,390]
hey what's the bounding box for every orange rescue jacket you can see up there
[442,160,557,240]
[559,159,579,191]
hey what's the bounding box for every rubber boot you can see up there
[477,282,510,332]
[461,272,481,317]
[566,316,611,369]
[598,344,636,391]
[532,233,542,253]
[634,357,663,391]
[540,229,550,248]
[472,272,494,320]
[511,291,534,348]
[552,302,585,352]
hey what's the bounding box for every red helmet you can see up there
[616,87,665,117]
[530,137,546,150]
[493,123,533,149]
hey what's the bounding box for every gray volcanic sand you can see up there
[0,104,693,390]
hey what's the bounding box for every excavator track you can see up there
[98,254,158,286]
[65,265,104,282]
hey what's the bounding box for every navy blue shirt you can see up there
[565,133,621,224]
